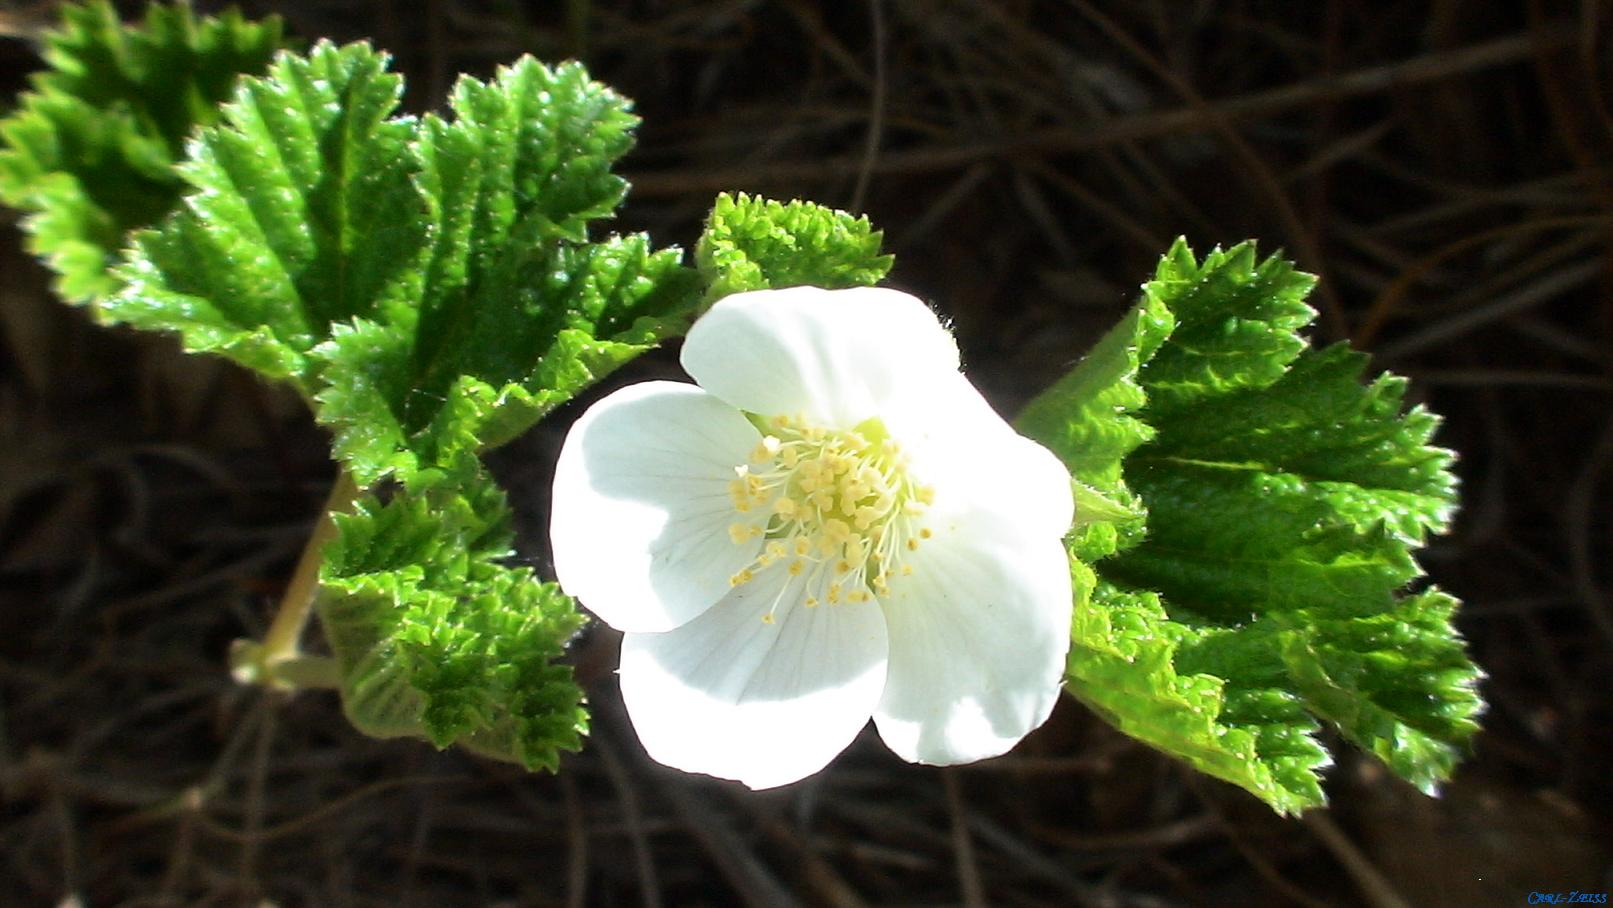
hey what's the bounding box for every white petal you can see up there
[619,564,889,789]
[892,371,1074,540]
[680,286,960,427]
[551,381,764,633]
[873,508,1073,765]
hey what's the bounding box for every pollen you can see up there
[723,415,935,603]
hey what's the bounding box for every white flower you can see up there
[551,286,1074,789]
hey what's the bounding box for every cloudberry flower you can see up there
[552,286,1073,788]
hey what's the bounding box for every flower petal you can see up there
[619,564,890,789]
[873,507,1073,765]
[680,286,960,427]
[892,371,1074,540]
[551,381,764,633]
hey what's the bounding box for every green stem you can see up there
[231,471,358,690]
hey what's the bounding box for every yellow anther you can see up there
[844,535,868,563]
[721,414,936,602]
[750,444,768,463]
[901,564,914,576]
[805,596,819,607]
[761,612,775,624]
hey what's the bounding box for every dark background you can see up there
[2,1,1610,905]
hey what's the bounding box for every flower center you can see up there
[727,414,934,615]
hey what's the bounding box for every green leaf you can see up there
[1020,238,1480,813]
[1015,288,1170,562]
[1134,239,1317,413]
[314,233,698,487]
[0,0,287,302]
[111,40,421,386]
[1067,573,1330,815]
[110,46,699,480]
[696,192,892,302]
[318,470,588,771]
[307,54,699,486]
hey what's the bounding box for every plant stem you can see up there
[264,470,356,660]
[232,470,357,690]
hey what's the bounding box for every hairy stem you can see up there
[232,470,358,690]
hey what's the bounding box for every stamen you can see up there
[723,415,936,603]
